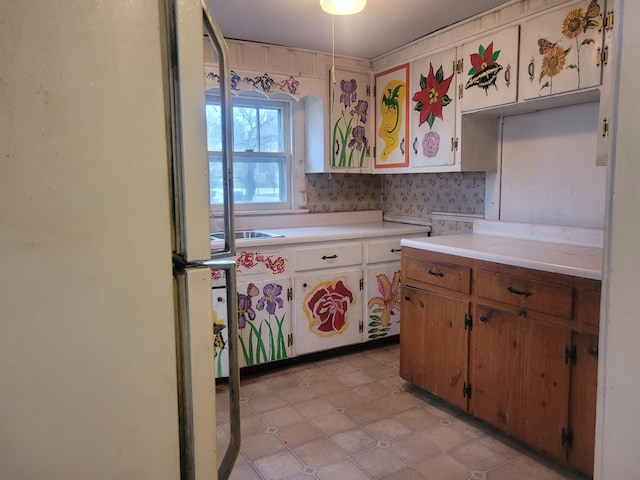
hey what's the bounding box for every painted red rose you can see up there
[306,279,354,335]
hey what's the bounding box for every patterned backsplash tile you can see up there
[305,172,485,235]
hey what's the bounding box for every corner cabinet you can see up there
[400,247,600,476]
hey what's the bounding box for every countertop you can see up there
[401,222,604,280]
[211,221,431,249]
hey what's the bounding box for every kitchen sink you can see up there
[210,229,284,240]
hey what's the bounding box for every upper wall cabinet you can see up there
[519,0,605,100]
[457,26,520,112]
[409,48,458,169]
[329,68,373,172]
[374,64,410,171]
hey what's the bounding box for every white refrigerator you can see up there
[0,1,239,479]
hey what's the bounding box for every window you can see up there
[206,94,292,211]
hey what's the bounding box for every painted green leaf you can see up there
[491,49,501,62]
[419,74,427,90]
[441,95,452,107]
[435,65,444,84]
[427,112,435,129]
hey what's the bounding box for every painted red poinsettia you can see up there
[412,63,454,129]
[305,279,354,336]
[468,41,499,74]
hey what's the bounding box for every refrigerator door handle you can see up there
[203,0,235,258]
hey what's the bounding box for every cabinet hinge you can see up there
[451,137,459,152]
[366,145,371,157]
[464,313,473,331]
[287,287,293,301]
[458,84,464,100]
[602,118,609,138]
[287,333,293,347]
[359,278,364,291]
[366,84,371,97]
[602,9,615,32]
[463,382,472,399]
[565,344,577,365]
[596,45,609,67]
[561,427,574,448]
[359,321,364,333]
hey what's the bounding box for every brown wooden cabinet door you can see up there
[520,319,572,461]
[470,305,526,437]
[471,305,572,461]
[568,332,598,475]
[400,286,469,410]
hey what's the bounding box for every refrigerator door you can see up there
[0,1,220,479]
[0,1,209,479]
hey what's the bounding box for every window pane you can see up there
[205,104,222,151]
[209,155,286,205]
[259,107,283,152]
[233,106,257,152]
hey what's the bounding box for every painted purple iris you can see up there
[237,293,256,329]
[350,100,368,124]
[340,79,358,108]
[348,125,367,151]
[256,283,284,315]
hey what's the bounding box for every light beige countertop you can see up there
[210,211,431,249]
[401,220,604,280]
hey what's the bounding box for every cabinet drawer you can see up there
[366,239,403,264]
[294,243,362,271]
[404,257,471,294]
[476,270,574,319]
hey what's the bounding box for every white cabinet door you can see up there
[237,277,293,368]
[519,0,604,100]
[409,48,457,168]
[330,68,372,171]
[365,263,402,339]
[294,268,364,355]
[458,26,520,112]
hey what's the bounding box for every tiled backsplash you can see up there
[305,172,485,235]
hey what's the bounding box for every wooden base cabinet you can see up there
[400,247,600,476]
[400,286,469,411]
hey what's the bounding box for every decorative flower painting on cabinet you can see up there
[237,282,288,367]
[374,64,409,169]
[367,271,401,339]
[303,277,355,336]
[526,0,602,95]
[331,69,370,169]
[465,42,504,94]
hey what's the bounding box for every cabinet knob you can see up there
[404,295,411,301]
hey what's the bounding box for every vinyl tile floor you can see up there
[215,343,589,480]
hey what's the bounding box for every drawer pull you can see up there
[427,268,444,278]
[321,254,338,260]
[390,248,401,253]
[507,286,532,297]
[404,295,411,301]
[479,316,488,322]
[588,346,599,357]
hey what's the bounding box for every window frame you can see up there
[206,93,294,212]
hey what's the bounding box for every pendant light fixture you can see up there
[320,0,366,16]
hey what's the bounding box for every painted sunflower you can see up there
[541,45,567,78]
[562,8,586,39]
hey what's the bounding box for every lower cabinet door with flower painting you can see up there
[237,277,293,368]
[293,268,364,355]
[365,264,402,339]
[519,0,604,100]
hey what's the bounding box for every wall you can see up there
[596,0,640,477]
[499,102,607,228]
[305,172,485,235]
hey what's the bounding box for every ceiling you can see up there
[207,0,514,60]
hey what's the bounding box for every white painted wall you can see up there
[595,0,640,478]
[500,102,607,228]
